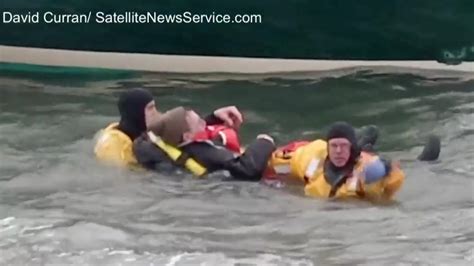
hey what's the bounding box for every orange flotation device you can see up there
[193,125,241,154]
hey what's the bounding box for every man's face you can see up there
[144,100,160,129]
[185,110,206,135]
[328,138,352,167]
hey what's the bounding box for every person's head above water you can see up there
[326,121,360,168]
[117,88,160,140]
[148,106,206,146]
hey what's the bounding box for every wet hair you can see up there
[148,106,190,146]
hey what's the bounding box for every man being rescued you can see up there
[133,107,276,181]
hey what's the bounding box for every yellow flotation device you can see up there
[94,122,138,167]
[147,131,207,177]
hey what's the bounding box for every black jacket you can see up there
[133,114,276,181]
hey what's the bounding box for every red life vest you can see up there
[193,125,241,154]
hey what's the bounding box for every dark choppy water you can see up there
[0,67,473,265]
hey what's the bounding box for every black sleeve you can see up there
[204,113,224,125]
[132,135,171,171]
[185,139,276,181]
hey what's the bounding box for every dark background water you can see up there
[2,0,474,63]
[0,67,473,265]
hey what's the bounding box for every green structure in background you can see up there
[2,0,473,64]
